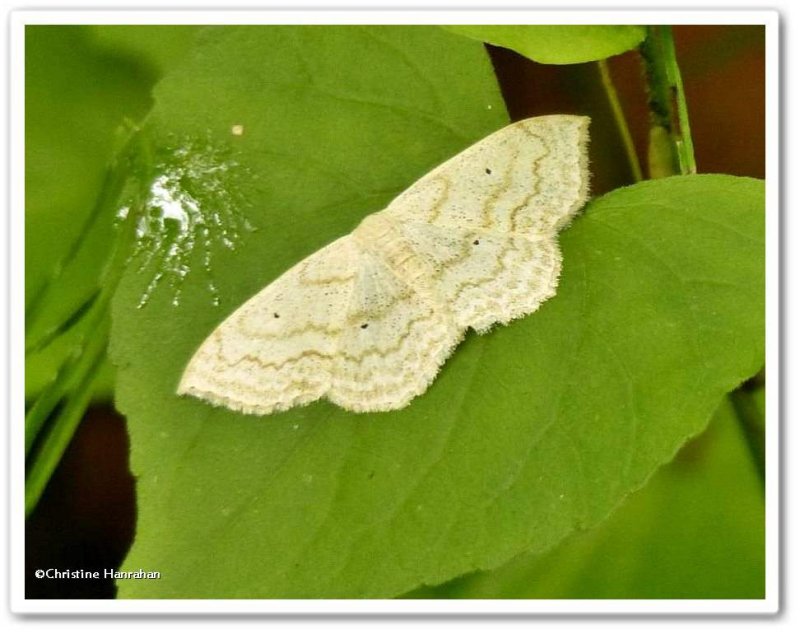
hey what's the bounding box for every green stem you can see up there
[25,288,101,355]
[640,26,697,178]
[659,27,696,174]
[25,316,109,515]
[25,344,83,455]
[24,135,144,515]
[25,127,138,330]
[597,60,643,182]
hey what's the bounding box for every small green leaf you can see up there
[110,26,763,599]
[443,25,646,64]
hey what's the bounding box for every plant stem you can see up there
[25,316,109,516]
[25,288,101,355]
[597,59,643,183]
[662,29,697,175]
[25,127,137,330]
[25,343,83,455]
[639,26,697,178]
[24,134,144,515]
[23,224,132,512]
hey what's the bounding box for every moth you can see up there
[178,115,590,415]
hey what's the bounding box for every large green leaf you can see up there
[110,25,764,599]
[406,390,765,599]
[25,26,154,400]
[443,25,646,64]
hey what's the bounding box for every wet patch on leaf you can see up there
[119,133,254,309]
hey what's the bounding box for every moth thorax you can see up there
[353,214,427,283]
